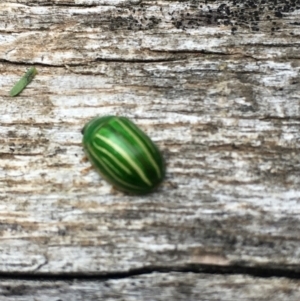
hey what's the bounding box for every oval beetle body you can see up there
[82,116,165,194]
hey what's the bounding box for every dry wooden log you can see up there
[0,0,299,279]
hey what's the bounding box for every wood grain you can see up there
[0,273,300,301]
[0,0,299,281]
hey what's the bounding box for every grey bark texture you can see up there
[0,273,300,301]
[0,0,299,300]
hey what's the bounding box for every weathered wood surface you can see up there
[0,0,300,298]
[0,273,300,301]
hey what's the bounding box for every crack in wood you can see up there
[0,264,300,281]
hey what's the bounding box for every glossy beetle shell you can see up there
[82,116,165,194]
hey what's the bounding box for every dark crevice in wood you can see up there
[94,57,184,63]
[0,59,66,68]
[0,58,182,68]
[260,115,300,121]
[15,3,102,8]
[0,264,300,282]
[151,49,300,60]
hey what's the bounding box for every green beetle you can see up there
[82,116,165,194]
